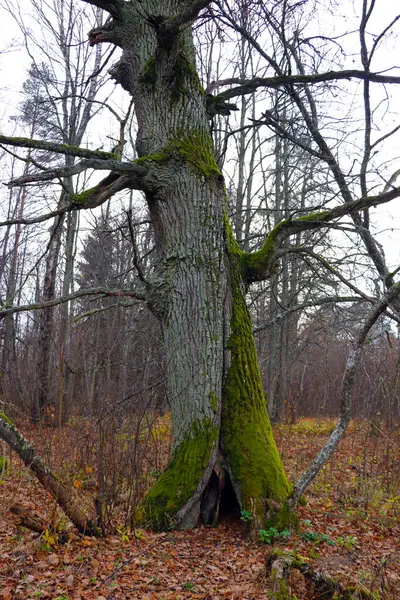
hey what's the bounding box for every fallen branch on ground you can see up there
[0,413,100,536]
[266,550,378,599]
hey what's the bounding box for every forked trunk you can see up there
[88,0,291,531]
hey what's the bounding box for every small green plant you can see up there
[116,526,130,543]
[182,582,195,591]
[0,455,8,477]
[240,509,253,522]
[301,531,320,543]
[133,528,146,540]
[319,533,336,546]
[301,531,336,545]
[258,527,291,544]
[40,529,57,551]
[336,535,358,549]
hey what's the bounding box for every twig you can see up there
[102,536,174,585]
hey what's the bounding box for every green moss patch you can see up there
[0,455,8,475]
[133,130,221,179]
[138,418,218,530]
[0,411,14,427]
[221,217,291,528]
[71,187,98,206]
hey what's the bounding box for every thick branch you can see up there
[70,173,144,209]
[0,286,147,320]
[80,0,123,18]
[163,0,213,35]
[0,135,116,161]
[243,187,400,283]
[0,414,100,536]
[1,170,149,227]
[210,70,400,101]
[7,158,146,187]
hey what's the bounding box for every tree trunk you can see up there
[92,0,290,531]
[34,212,64,423]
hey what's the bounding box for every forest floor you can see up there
[0,417,399,600]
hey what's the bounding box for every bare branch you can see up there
[0,135,117,161]
[243,186,400,283]
[126,209,149,285]
[210,70,400,102]
[296,249,375,303]
[289,282,400,509]
[0,286,147,320]
[253,296,370,334]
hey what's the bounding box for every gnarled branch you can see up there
[243,187,400,283]
[7,158,147,187]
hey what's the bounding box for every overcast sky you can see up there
[1,0,399,273]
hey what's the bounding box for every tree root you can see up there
[266,550,378,600]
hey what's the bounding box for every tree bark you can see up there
[85,0,291,531]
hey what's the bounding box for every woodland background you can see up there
[0,0,400,598]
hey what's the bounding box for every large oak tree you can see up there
[1,0,400,533]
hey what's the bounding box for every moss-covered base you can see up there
[221,218,292,530]
[0,455,8,475]
[137,215,295,533]
[137,418,218,530]
[266,502,299,532]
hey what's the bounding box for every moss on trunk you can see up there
[138,219,295,532]
[138,417,218,530]
[221,220,293,530]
